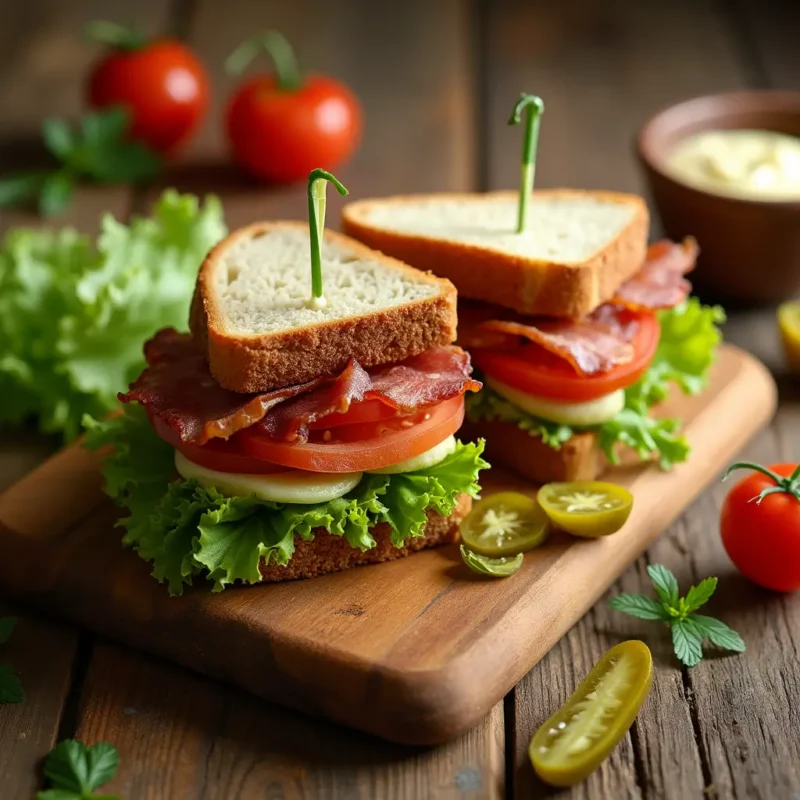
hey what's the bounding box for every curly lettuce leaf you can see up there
[465,300,723,469]
[84,407,488,594]
[0,190,226,440]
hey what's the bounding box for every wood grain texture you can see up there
[74,644,504,799]
[0,346,775,747]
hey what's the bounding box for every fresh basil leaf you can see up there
[39,171,74,217]
[80,107,128,150]
[647,564,680,609]
[671,619,704,667]
[42,118,74,160]
[0,616,17,644]
[690,614,746,652]
[608,593,671,621]
[84,140,161,184]
[0,171,47,207]
[684,576,718,612]
[41,739,120,795]
[0,663,25,703]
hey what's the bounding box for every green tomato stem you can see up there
[507,93,545,233]
[86,20,147,51]
[307,168,349,302]
[722,460,800,503]
[226,31,302,91]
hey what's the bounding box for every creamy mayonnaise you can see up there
[667,129,800,200]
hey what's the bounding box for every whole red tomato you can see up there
[225,32,362,183]
[87,21,209,156]
[720,462,800,592]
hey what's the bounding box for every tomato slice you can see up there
[537,481,634,538]
[239,397,465,473]
[460,492,550,556]
[473,311,660,403]
[529,640,653,787]
[150,415,288,474]
[309,399,399,429]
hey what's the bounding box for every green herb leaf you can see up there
[0,663,25,703]
[84,406,488,595]
[460,545,523,577]
[690,614,746,653]
[647,564,680,609]
[0,171,48,207]
[0,190,226,440]
[684,577,718,612]
[608,593,671,621]
[39,170,75,217]
[671,619,704,667]
[42,118,75,160]
[0,616,17,644]
[39,739,120,798]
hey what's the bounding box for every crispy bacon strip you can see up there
[119,329,322,445]
[612,237,697,311]
[122,331,481,445]
[460,306,639,376]
[262,346,482,442]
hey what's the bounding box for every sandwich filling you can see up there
[85,331,487,594]
[463,239,724,468]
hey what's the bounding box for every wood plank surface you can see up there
[74,643,504,799]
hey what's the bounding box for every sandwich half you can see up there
[342,190,724,483]
[85,223,487,594]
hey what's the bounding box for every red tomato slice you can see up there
[239,397,464,473]
[472,312,660,403]
[308,399,399,429]
[150,415,288,474]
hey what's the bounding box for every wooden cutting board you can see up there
[0,344,776,745]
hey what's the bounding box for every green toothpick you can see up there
[508,93,545,233]
[307,168,349,306]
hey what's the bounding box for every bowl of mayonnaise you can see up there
[637,90,800,306]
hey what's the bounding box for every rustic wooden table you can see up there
[1,1,798,798]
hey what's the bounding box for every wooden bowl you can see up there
[637,91,800,306]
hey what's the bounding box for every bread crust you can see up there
[461,418,602,483]
[191,221,458,393]
[257,494,471,582]
[342,190,649,318]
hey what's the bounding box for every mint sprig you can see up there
[0,106,160,217]
[37,739,121,800]
[609,564,745,667]
[0,616,24,704]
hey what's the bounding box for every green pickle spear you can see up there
[537,481,633,538]
[460,491,550,557]
[460,545,523,578]
[529,640,653,787]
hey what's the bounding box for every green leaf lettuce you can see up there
[0,190,226,440]
[84,406,488,595]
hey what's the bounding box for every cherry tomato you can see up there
[239,397,464,473]
[225,31,362,183]
[472,311,659,403]
[150,416,286,474]
[721,462,800,592]
[87,21,209,155]
[530,641,653,786]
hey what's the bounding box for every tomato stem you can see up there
[86,20,147,51]
[722,461,800,504]
[307,168,349,304]
[226,31,302,91]
[508,93,545,234]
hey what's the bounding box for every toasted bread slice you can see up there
[257,494,471,581]
[342,190,649,318]
[461,418,601,483]
[191,222,457,393]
